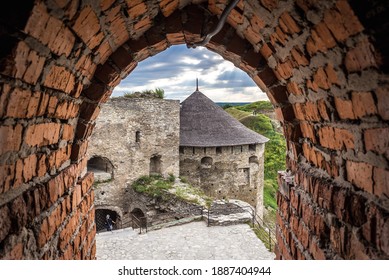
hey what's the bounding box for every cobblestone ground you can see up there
[96,221,275,260]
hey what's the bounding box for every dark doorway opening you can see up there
[95,209,119,232]
[149,155,161,175]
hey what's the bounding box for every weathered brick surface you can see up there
[0,124,23,155]
[364,128,389,159]
[25,2,75,57]
[25,123,61,147]
[1,41,45,85]
[318,126,355,150]
[72,6,103,50]
[43,65,75,94]
[0,0,388,261]
[350,91,377,118]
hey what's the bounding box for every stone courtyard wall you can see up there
[87,97,180,213]
[179,144,265,219]
[1,0,388,260]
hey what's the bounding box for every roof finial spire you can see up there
[196,78,199,91]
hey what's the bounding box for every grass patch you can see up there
[124,88,164,99]
[224,107,251,120]
[248,223,276,252]
[132,175,213,207]
[132,174,173,199]
[234,100,273,112]
[173,184,213,208]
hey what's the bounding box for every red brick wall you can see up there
[0,0,388,259]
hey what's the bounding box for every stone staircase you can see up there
[206,200,254,226]
[115,199,255,234]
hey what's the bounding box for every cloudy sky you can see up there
[112,45,268,102]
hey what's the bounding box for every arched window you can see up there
[201,156,213,168]
[149,155,162,175]
[135,131,141,143]
[87,156,114,182]
[249,156,259,164]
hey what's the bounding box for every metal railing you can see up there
[206,203,276,251]
[116,203,276,252]
[131,214,147,234]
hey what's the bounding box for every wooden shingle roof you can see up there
[180,90,269,147]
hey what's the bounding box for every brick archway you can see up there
[0,0,388,260]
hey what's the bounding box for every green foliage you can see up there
[132,175,212,207]
[225,104,286,210]
[234,101,273,112]
[222,104,234,109]
[264,180,278,210]
[153,88,165,99]
[132,174,172,198]
[179,176,188,184]
[173,185,212,207]
[224,107,251,120]
[248,223,275,251]
[168,173,175,183]
[240,115,273,135]
[124,88,165,99]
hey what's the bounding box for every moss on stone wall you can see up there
[132,175,213,208]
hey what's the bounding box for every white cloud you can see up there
[111,45,268,103]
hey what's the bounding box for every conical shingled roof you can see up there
[180,90,269,147]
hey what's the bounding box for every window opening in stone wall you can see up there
[216,147,222,154]
[201,156,213,168]
[179,147,184,154]
[131,208,147,228]
[95,209,119,232]
[136,131,141,143]
[193,147,195,154]
[249,156,259,164]
[87,156,114,182]
[204,147,206,154]
[149,155,162,175]
[241,145,243,152]
[249,144,256,152]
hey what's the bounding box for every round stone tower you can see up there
[179,89,269,219]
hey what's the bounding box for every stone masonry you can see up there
[0,0,388,259]
[87,97,180,221]
[180,145,265,217]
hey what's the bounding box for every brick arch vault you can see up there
[0,0,388,260]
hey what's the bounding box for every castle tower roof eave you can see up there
[180,90,269,147]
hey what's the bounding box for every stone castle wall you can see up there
[87,97,180,213]
[179,144,265,218]
[1,0,388,260]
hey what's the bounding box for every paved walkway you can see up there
[96,221,275,260]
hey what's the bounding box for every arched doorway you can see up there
[130,208,147,228]
[95,208,120,232]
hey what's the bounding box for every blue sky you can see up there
[112,45,268,102]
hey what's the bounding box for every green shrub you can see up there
[168,173,175,183]
[132,175,172,198]
[124,88,165,99]
[235,100,273,112]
